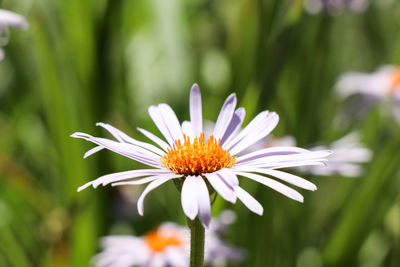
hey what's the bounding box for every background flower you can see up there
[92,211,244,267]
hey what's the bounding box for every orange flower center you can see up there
[389,68,400,95]
[144,230,182,252]
[162,132,236,176]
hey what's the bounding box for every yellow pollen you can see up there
[389,68,400,95]
[162,132,236,176]
[144,230,182,252]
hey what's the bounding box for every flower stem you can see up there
[187,217,205,267]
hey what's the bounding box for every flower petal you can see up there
[236,146,309,164]
[228,112,279,155]
[234,186,263,215]
[235,171,304,202]
[236,168,316,190]
[213,93,237,140]
[158,104,184,142]
[148,106,175,146]
[194,176,212,227]
[97,122,165,156]
[221,107,245,146]
[190,84,203,137]
[181,121,194,140]
[77,169,172,191]
[181,176,199,220]
[84,145,104,158]
[137,176,177,215]
[112,174,182,187]
[137,127,170,152]
[205,173,237,203]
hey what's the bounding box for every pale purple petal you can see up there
[235,171,304,202]
[213,93,237,140]
[234,186,263,215]
[205,173,237,203]
[71,132,162,167]
[111,174,182,187]
[223,111,269,150]
[137,176,177,215]
[97,122,165,156]
[235,150,332,167]
[228,112,279,155]
[84,145,104,158]
[72,133,161,168]
[194,176,212,227]
[181,121,194,140]
[236,146,309,164]
[221,107,245,146]
[158,104,184,142]
[181,176,199,220]
[148,106,175,146]
[190,84,203,137]
[217,168,239,188]
[77,169,171,191]
[236,168,317,190]
[137,127,170,152]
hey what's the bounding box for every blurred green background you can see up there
[1,0,400,266]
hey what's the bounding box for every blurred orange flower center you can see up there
[162,133,236,176]
[389,69,400,94]
[144,230,182,252]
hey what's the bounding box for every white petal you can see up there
[111,174,182,186]
[77,169,171,191]
[190,84,203,137]
[181,121,194,141]
[229,112,279,155]
[236,146,309,164]
[223,111,269,150]
[236,150,332,166]
[221,107,246,145]
[235,171,304,202]
[84,145,104,158]
[0,9,28,29]
[148,106,175,146]
[71,132,162,167]
[234,168,316,190]
[213,93,237,140]
[137,127,170,152]
[194,176,211,227]
[97,122,165,156]
[217,168,239,187]
[234,186,263,215]
[181,176,199,220]
[137,176,177,215]
[205,173,236,203]
[158,103,184,142]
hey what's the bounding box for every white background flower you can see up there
[92,212,244,267]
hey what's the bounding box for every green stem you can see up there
[187,217,205,267]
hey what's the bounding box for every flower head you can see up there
[72,84,330,227]
[0,9,28,62]
[92,212,244,267]
[336,65,400,123]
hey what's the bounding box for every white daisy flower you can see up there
[92,223,189,267]
[336,65,400,123]
[92,213,244,267]
[0,9,28,61]
[72,84,331,227]
[303,133,372,177]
